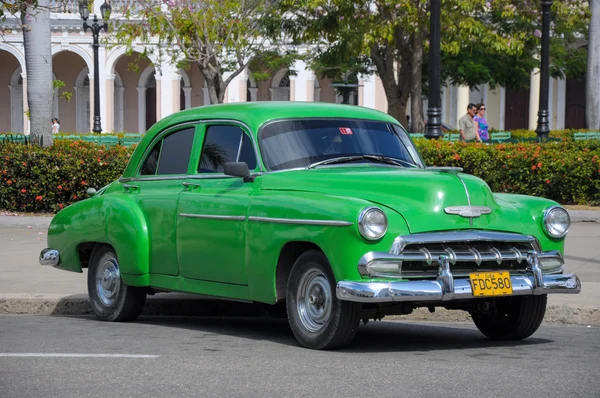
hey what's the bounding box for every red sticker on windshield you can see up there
[339,127,353,135]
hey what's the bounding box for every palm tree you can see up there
[21,0,53,146]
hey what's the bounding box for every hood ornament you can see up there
[444,206,491,218]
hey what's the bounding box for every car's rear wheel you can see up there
[470,295,547,340]
[286,250,361,350]
[87,245,146,322]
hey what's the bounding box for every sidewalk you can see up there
[1,211,599,325]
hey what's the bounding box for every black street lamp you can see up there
[425,0,443,139]
[79,0,111,134]
[535,0,553,141]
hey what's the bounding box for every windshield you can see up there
[259,119,423,171]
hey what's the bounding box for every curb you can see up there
[1,295,598,326]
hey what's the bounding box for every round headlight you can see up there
[358,207,388,240]
[543,206,570,238]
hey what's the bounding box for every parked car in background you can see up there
[40,102,580,349]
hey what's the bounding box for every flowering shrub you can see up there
[414,139,600,205]
[0,141,133,213]
[1,139,599,213]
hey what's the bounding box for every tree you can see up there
[20,0,53,146]
[1,0,37,22]
[111,0,281,105]
[588,0,600,130]
[278,0,590,132]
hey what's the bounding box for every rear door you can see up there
[123,123,198,276]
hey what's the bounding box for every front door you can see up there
[177,123,259,285]
[123,124,197,276]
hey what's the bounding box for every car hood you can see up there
[259,167,526,234]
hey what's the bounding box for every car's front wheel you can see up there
[286,251,361,350]
[87,245,146,322]
[470,295,547,340]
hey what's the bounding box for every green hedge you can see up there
[1,139,599,213]
[0,140,131,213]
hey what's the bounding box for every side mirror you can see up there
[223,162,255,182]
[86,187,97,196]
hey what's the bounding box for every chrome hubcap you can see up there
[297,269,332,333]
[95,254,121,307]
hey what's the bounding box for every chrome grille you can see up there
[359,230,544,278]
[398,241,534,277]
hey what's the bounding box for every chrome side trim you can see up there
[248,216,352,227]
[179,213,245,221]
[39,248,60,267]
[336,273,581,303]
[390,230,542,255]
[123,176,186,182]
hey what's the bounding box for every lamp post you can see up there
[535,0,553,141]
[425,0,443,139]
[79,0,111,134]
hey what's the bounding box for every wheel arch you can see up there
[275,241,325,302]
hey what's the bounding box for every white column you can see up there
[499,87,506,130]
[557,78,566,130]
[441,86,446,124]
[202,86,210,105]
[291,60,313,102]
[456,85,470,124]
[22,73,29,134]
[529,68,541,131]
[104,73,115,133]
[136,87,146,134]
[362,75,376,109]
[98,46,107,133]
[549,77,554,129]
[158,63,177,119]
[183,87,192,109]
[224,72,236,103]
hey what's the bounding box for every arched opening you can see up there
[271,68,291,101]
[52,50,90,132]
[113,52,154,133]
[246,73,258,102]
[145,73,157,130]
[9,67,24,133]
[179,70,192,110]
[1,46,26,133]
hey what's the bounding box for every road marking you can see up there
[0,353,159,358]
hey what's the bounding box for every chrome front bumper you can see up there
[39,248,60,267]
[336,273,581,303]
[337,249,581,303]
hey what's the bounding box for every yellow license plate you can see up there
[469,271,513,297]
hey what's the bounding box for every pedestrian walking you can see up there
[474,103,489,141]
[458,103,482,142]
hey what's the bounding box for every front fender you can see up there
[493,193,566,253]
[246,190,410,303]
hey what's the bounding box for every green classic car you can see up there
[40,102,580,349]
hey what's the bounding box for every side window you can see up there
[140,143,161,175]
[139,127,196,176]
[198,125,257,173]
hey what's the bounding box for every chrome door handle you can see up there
[123,184,139,192]
[182,181,201,189]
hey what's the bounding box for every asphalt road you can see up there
[1,315,598,398]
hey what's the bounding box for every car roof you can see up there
[123,102,402,178]
[148,102,400,138]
